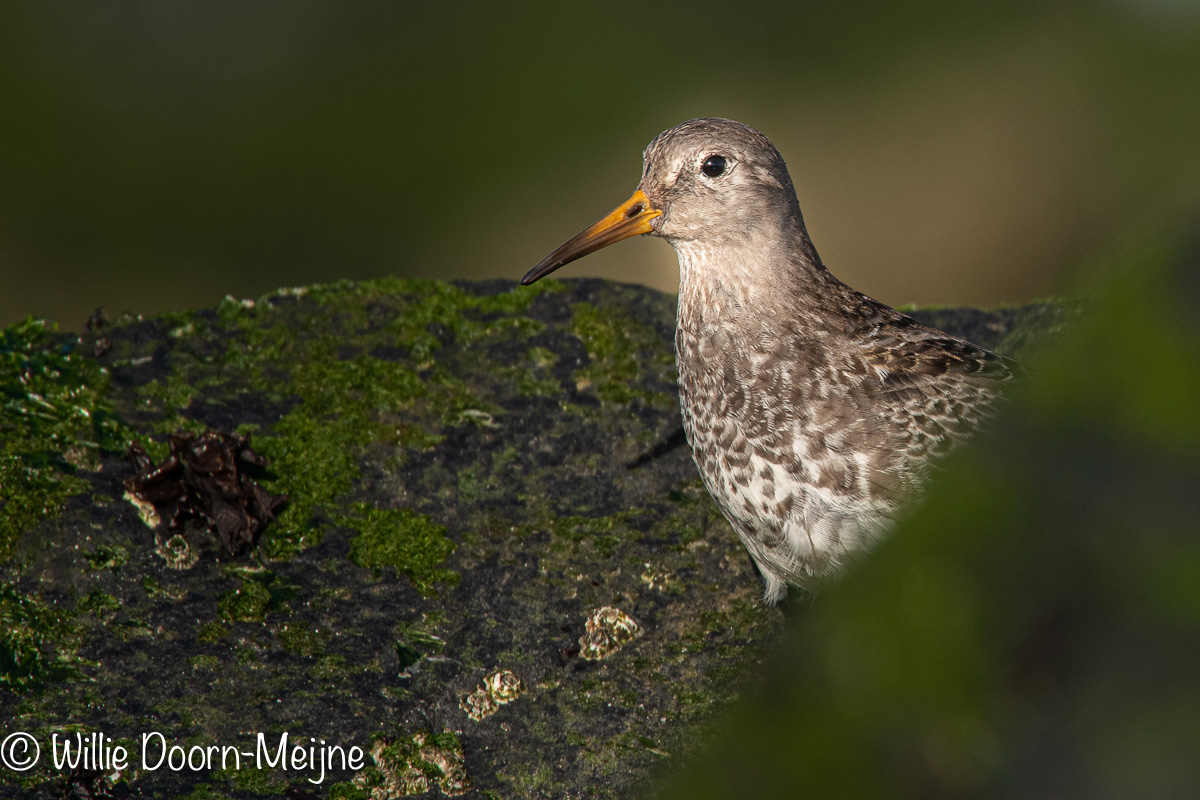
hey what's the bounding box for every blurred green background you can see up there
[1,1,1199,330]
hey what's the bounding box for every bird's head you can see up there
[522,118,803,285]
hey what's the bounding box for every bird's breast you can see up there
[674,298,913,521]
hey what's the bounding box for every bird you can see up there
[521,118,1012,604]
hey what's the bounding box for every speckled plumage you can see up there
[524,118,1012,603]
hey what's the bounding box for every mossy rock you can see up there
[0,277,1071,798]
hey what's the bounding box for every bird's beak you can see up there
[521,189,662,285]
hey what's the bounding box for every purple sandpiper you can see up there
[523,118,1011,603]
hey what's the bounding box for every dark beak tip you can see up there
[520,262,551,286]
[522,252,571,286]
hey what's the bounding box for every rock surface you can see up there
[0,278,1071,798]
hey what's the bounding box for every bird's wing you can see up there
[860,314,1014,459]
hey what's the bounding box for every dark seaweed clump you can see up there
[124,430,287,554]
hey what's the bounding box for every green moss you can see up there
[197,622,230,644]
[457,466,485,503]
[256,408,377,557]
[0,317,136,560]
[516,370,561,398]
[571,301,674,407]
[329,782,372,800]
[135,377,196,420]
[0,582,83,690]
[510,342,564,398]
[395,423,444,450]
[190,654,222,671]
[0,457,86,558]
[380,280,551,363]
[219,580,272,623]
[309,654,348,681]
[345,503,458,596]
[214,566,296,628]
[277,624,330,657]
[310,274,556,318]
[85,544,128,572]
[527,346,558,369]
[254,348,429,558]
[223,759,288,794]
[513,511,637,561]
[77,588,121,619]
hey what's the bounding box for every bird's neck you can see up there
[673,220,843,328]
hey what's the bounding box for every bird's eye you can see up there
[701,155,727,178]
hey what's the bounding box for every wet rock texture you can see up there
[0,278,1071,798]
